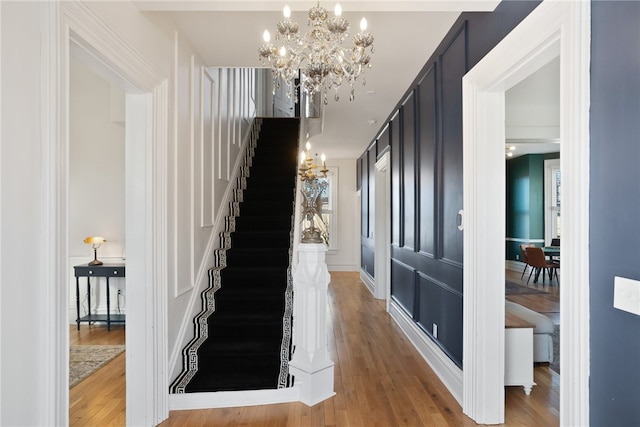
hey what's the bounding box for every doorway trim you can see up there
[51,3,169,425]
[462,1,590,425]
[374,150,391,304]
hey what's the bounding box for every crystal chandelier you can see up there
[258,2,374,104]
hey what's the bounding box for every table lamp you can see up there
[84,236,106,266]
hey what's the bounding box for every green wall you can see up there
[505,153,559,260]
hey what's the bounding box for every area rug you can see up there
[550,324,560,374]
[69,345,125,388]
[505,281,549,295]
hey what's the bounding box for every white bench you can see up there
[505,300,555,363]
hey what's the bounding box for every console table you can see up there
[74,263,125,331]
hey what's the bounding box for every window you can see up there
[544,158,561,244]
[319,167,338,251]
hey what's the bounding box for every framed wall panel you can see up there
[377,123,391,156]
[217,68,228,180]
[368,144,377,239]
[360,151,369,239]
[417,66,437,257]
[438,24,467,266]
[402,91,416,251]
[390,112,402,246]
[390,258,416,317]
[416,272,463,366]
[200,67,215,227]
[361,242,375,278]
[356,154,363,191]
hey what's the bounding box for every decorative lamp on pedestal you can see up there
[84,236,106,266]
[298,142,328,244]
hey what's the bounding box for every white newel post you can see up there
[289,243,336,406]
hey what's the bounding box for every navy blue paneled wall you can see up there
[590,1,640,425]
[358,1,540,367]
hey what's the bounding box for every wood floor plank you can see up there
[70,271,559,426]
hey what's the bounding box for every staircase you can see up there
[171,117,300,393]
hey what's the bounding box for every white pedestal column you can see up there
[289,243,336,406]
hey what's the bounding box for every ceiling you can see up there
[136,0,500,159]
[505,56,560,158]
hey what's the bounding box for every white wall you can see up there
[70,58,125,260]
[325,158,360,271]
[69,58,126,322]
[505,56,560,141]
[1,3,55,424]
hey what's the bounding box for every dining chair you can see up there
[519,243,535,279]
[525,246,560,285]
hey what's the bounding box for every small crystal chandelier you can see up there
[258,2,374,104]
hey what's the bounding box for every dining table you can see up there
[542,246,560,260]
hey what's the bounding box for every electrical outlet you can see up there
[516,254,519,260]
[433,323,438,339]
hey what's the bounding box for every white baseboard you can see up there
[327,264,359,272]
[359,269,374,295]
[169,386,301,410]
[388,300,463,405]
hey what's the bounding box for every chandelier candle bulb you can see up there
[334,4,342,16]
[360,17,367,31]
[283,5,291,18]
[263,30,271,42]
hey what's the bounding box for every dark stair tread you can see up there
[186,373,279,393]
[233,216,292,230]
[198,338,283,354]
[225,250,289,266]
[209,311,286,325]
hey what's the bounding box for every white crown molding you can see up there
[63,2,162,92]
[133,0,500,13]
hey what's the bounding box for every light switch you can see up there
[613,276,640,316]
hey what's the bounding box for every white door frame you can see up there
[462,1,590,425]
[374,151,390,304]
[48,3,169,425]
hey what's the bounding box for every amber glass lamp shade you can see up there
[84,236,106,266]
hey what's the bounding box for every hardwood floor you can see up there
[69,271,559,426]
[69,324,126,427]
[506,267,560,325]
